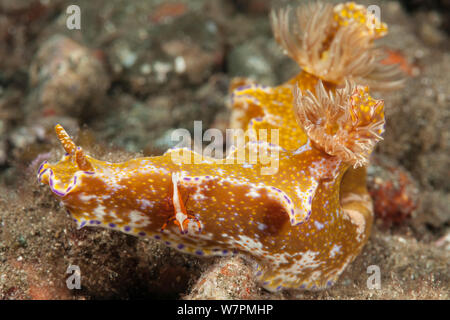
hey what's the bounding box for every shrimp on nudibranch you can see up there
[38,80,385,291]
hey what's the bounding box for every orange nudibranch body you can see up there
[38,100,378,292]
[37,1,394,292]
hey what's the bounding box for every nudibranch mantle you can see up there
[38,78,384,292]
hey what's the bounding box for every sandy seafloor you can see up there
[0,0,448,299]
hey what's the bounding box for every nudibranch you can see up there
[38,78,385,291]
[37,2,397,292]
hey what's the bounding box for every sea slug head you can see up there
[37,124,95,197]
[271,1,404,89]
[293,80,385,168]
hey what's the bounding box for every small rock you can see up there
[367,156,419,227]
[29,35,110,118]
[227,36,299,86]
[185,257,259,300]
